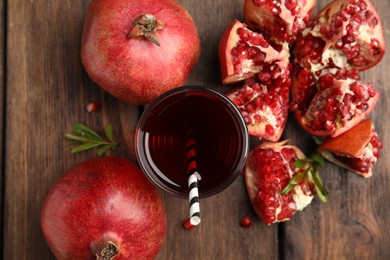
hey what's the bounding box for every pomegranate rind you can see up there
[244,141,313,224]
[218,19,280,84]
[318,119,373,157]
[318,118,382,178]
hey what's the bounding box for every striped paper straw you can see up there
[186,130,201,226]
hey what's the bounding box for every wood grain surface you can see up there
[2,0,390,259]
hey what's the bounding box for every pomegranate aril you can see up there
[86,102,100,112]
[249,34,269,47]
[240,216,253,228]
[259,71,272,82]
[183,219,195,230]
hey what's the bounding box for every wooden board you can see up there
[2,0,390,259]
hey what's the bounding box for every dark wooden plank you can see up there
[3,0,278,259]
[0,0,5,255]
[283,0,390,259]
[3,0,139,259]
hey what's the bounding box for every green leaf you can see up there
[104,124,114,142]
[315,184,328,203]
[72,124,103,141]
[282,171,306,194]
[312,169,328,203]
[70,142,102,154]
[64,141,82,146]
[97,145,113,156]
[65,123,119,156]
[312,152,325,166]
[282,183,296,195]
[64,133,90,142]
[312,136,323,145]
[294,159,307,168]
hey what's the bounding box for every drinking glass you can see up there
[135,86,249,199]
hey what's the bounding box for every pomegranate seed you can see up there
[265,125,275,136]
[183,218,195,230]
[240,216,252,228]
[258,71,272,82]
[87,102,100,112]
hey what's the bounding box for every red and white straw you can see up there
[186,130,201,226]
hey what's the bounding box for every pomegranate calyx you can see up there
[128,14,165,46]
[95,241,119,260]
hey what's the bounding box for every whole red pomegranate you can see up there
[41,157,166,260]
[81,0,200,104]
[245,140,327,224]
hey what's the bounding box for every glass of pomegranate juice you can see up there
[135,86,249,199]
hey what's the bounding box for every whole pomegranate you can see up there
[41,157,166,260]
[81,0,200,104]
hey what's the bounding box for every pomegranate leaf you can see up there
[282,153,328,203]
[312,152,325,166]
[312,169,328,203]
[65,124,119,156]
[71,123,103,141]
[313,136,322,145]
[104,124,114,142]
[281,170,306,194]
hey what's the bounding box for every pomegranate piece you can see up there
[244,0,317,43]
[291,69,380,137]
[318,119,382,177]
[225,40,291,141]
[294,0,385,72]
[226,72,290,142]
[218,19,280,84]
[245,140,327,224]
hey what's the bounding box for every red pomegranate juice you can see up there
[135,86,249,198]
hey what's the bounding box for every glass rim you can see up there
[135,85,249,199]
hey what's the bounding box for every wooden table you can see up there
[2,0,390,259]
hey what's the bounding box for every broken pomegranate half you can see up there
[290,69,380,136]
[245,140,327,224]
[218,19,281,84]
[244,0,317,44]
[318,118,382,177]
[294,0,386,72]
